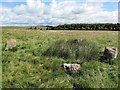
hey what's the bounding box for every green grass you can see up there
[1,27,119,88]
[0,27,2,89]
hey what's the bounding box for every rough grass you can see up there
[74,61,118,88]
[1,27,119,88]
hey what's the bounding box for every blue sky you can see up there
[1,2,27,8]
[0,0,119,26]
[102,2,118,11]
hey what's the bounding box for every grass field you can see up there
[1,27,119,88]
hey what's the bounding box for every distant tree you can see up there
[34,27,37,30]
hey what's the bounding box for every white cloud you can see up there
[0,0,118,26]
[12,4,27,15]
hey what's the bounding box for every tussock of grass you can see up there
[43,39,100,61]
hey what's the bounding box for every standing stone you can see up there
[103,47,118,60]
[5,39,16,50]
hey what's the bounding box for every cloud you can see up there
[12,4,27,15]
[26,0,45,15]
[0,0,118,26]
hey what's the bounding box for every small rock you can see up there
[73,39,80,44]
[61,63,80,74]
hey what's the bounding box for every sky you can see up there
[0,0,119,26]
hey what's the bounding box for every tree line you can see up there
[46,23,120,31]
[27,26,47,30]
